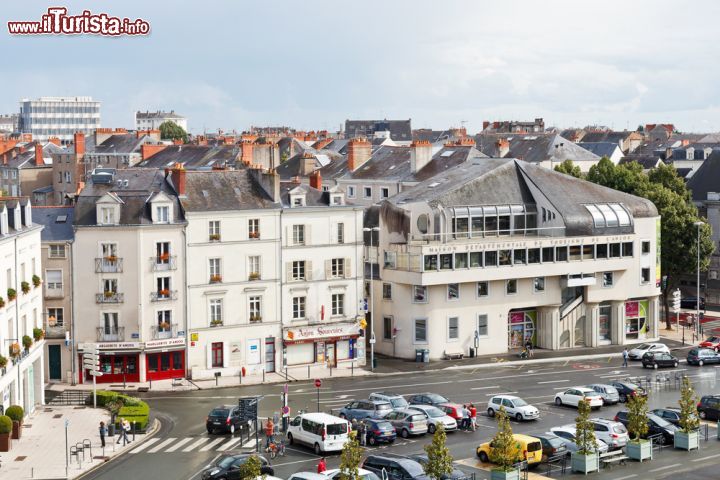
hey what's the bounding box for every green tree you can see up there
[626,393,649,441]
[574,399,597,454]
[637,125,644,132]
[159,120,187,143]
[678,376,700,433]
[423,424,453,480]
[488,407,522,472]
[236,455,262,479]
[554,159,582,178]
[338,432,363,480]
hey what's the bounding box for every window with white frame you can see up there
[477,314,488,336]
[448,317,459,340]
[293,225,305,245]
[103,312,118,334]
[99,207,115,224]
[46,269,62,290]
[506,279,517,295]
[209,220,220,240]
[383,317,393,340]
[48,307,64,326]
[210,298,223,325]
[248,256,260,278]
[415,318,427,343]
[209,258,222,282]
[155,205,169,223]
[363,186,372,198]
[381,187,390,199]
[533,277,545,293]
[347,186,356,198]
[157,276,170,296]
[292,261,306,280]
[248,218,260,239]
[103,278,118,293]
[336,223,344,244]
[249,296,262,322]
[447,283,459,300]
[49,244,66,258]
[413,285,427,303]
[292,296,306,319]
[641,268,651,284]
[331,293,345,316]
[157,310,171,327]
[331,258,345,278]
[382,283,392,300]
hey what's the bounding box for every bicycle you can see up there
[266,439,285,459]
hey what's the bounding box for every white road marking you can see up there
[485,391,517,396]
[691,452,720,462]
[613,475,637,480]
[217,437,244,451]
[598,373,629,378]
[129,437,161,454]
[470,385,500,390]
[648,463,682,473]
[147,437,177,453]
[165,437,195,452]
[538,379,569,384]
[182,437,210,452]
[199,438,225,452]
[553,387,570,390]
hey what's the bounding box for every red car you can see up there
[438,403,466,422]
[699,336,720,352]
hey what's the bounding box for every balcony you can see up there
[96,292,124,303]
[150,290,178,302]
[43,318,67,339]
[44,286,64,299]
[150,255,177,272]
[96,326,125,342]
[95,257,123,273]
[151,324,178,339]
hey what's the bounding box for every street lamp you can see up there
[363,226,380,371]
[694,221,704,341]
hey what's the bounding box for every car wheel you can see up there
[642,364,647,369]
[428,423,436,434]
[653,364,659,369]
[487,408,495,417]
[620,394,627,403]
[655,435,666,446]
[388,439,395,444]
[206,427,213,434]
[401,428,410,438]
[287,433,294,445]
[515,413,523,422]
[479,451,489,463]
[673,362,679,368]
[555,397,562,407]
[229,423,235,434]
[314,443,322,455]
[700,411,707,420]
[699,360,705,366]
[369,436,376,446]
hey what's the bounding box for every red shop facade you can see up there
[144,338,186,381]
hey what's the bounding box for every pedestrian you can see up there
[360,420,367,446]
[265,417,275,448]
[622,348,629,368]
[461,404,470,430]
[469,404,477,431]
[525,339,534,358]
[99,421,107,448]
[317,457,327,473]
[123,419,132,444]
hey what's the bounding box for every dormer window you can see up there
[291,195,306,207]
[100,207,116,224]
[149,192,173,224]
[156,205,169,223]
[331,194,344,206]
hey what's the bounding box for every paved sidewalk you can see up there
[2,406,156,479]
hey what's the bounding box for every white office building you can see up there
[19,97,101,142]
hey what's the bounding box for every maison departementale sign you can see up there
[283,323,360,344]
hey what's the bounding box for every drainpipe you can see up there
[278,209,284,372]
[14,236,21,406]
[69,239,76,385]
[182,226,189,380]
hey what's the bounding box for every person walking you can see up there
[622,348,629,368]
[99,421,107,448]
[461,404,470,430]
[469,404,477,431]
[359,420,367,446]
[317,457,327,473]
[265,417,275,448]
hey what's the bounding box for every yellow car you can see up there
[476,434,543,465]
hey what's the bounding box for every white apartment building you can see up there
[19,97,101,142]
[135,110,187,132]
[0,198,45,413]
[73,168,187,384]
[372,158,661,360]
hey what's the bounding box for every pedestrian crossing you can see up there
[129,435,258,454]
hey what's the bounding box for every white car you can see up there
[628,342,670,360]
[487,395,540,421]
[408,404,457,433]
[549,426,609,454]
[286,412,350,454]
[323,468,382,480]
[554,387,603,409]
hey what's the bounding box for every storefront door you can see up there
[265,337,275,373]
[625,300,649,341]
[88,354,140,383]
[48,344,62,380]
[508,310,536,348]
[326,343,337,367]
[146,351,185,381]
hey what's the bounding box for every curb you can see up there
[75,417,161,479]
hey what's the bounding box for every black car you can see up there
[687,347,720,366]
[610,381,647,403]
[533,433,569,460]
[697,395,720,420]
[681,296,705,310]
[201,454,273,480]
[408,454,469,479]
[406,393,450,406]
[641,351,679,369]
[362,455,430,480]
[359,418,397,446]
[613,411,677,445]
[651,407,699,428]
[206,405,243,434]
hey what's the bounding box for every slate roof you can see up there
[280,183,335,208]
[618,156,662,169]
[2,141,65,168]
[32,206,74,242]
[90,134,146,155]
[577,142,621,158]
[137,145,240,169]
[345,119,412,141]
[687,151,720,201]
[412,129,459,143]
[275,150,342,180]
[179,170,279,212]
[475,133,600,164]
[579,131,633,144]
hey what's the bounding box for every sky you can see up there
[2,0,720,134]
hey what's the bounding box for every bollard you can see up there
[239,371,242,385]
[351,362,354,376]
[308,365,311,379]
[149,379,152,390]
[133,421,136,441]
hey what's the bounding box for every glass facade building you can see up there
[19,96,100,142]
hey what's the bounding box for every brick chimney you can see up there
[48,137,61,146]
[495,138,510,157]
[313,138,333,150]
[249,168,281,203]
[410,140,433,173]
[347,137,372,172]
[456,137,476,146]
[74,132,85,156]
[169,162,186,196]
[35,143,43,166]
[241,139,254,165]
[141,143,168,160]
[309,170,322,190]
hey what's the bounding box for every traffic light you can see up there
[672,289,681,313]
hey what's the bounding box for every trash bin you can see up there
[422,349,430,363]
[372,358,377,369]
[469,347,476,358]
[108,423,115,437]
[415,349,424,363]
[717,421,720,440]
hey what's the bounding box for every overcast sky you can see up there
[3,0,720,134]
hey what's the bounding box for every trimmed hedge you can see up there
[0,415,11,434]
[93,390,120,407]
[5,405,23,423]
[92,390,151,431]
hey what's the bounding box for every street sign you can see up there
[283,383,289,394]
[672,289,681,314]
[88,370,104,377]
[314,379,322,388]
[282,406,290,416]
[83,359,100,369]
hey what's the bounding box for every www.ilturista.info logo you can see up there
[8,7,150,36]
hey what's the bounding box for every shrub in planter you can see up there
[7,288,16,301]
[22,335,32,350]
[675,376,700,451]
[571,399,599,474]
[33,328,44,342]
[487,407,522,479]
[20,281,30,294]
[116,399,150,430]
[32,275,41,288]
[0,415,12,452]
[626,393,652,461]
[6,405,23,440]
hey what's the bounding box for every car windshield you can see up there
[427,394,448,403]
[636,344,651,350]
[390,398,408,408]
[613,424,627,434]
[424,407,445,418]
[650,415,672,428]
[217,456,242,468]
[210,408,229,417]
[376,403,392,412]
[513,398,528,407]
[705,337,719,343]
[689,348,699,355]
[548,437,565,448]
[401,461,425,477]
[622,383,639,391]
[327,423,348,435]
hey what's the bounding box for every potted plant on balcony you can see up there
[105,254,117,264]
[104,290,115,299]
[159,252,170,262]
[209,233,221,241]
[0,415,12,452]
[8,343,20,359]
[487,407,521,480]
[33,328,44,342]
[210,319,223,327]
[159,321,170,331]
[0,355,7,370]
[571,399,599,473]
[6,405,23,440]
[22,335,32,351]
[0,296,4,308]
[675,376,700,450]
[7,288,16,301]
[210,274,222,283]
[248,272,260,281]
[250,314,262,323]
[249,231,259,239]
[626,393,652,461]
[159,288,170,297]
[20,281,30,294]
[32,274,41,288]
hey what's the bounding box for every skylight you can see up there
[585,203,632,228]
[56,215,67,223]
[441,150,454,157]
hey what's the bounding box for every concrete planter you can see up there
[627,440,652,462]
[490,469,520,480]
[0,432,10,452]
[11,420,21,440]
[571,452,599,474]
[674,430,699,451]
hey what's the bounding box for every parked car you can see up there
[698,336,720,352]
[586,384,620,405]
[548,426,609,455]
[554,387,603,409]
[651,407,698,428]
[533,433,568,461]
[587,419,628,449]
[438,403,467,426]
[369,392,410,410]
[681,296,705,311]
[201,454,273,480]
[610,381,647,403]
[476,434,543,465]
[406,393,450,406]
[688,347,720,366]
[613,411,677,445]
[697,395,720,420]
[383,409,428,438]
[357,418,396,446]
[408,404,457,433]
[339,400,393,421]
[362,455,430,480]
[627,343,670,360]
[487,395,540,421]
[286,412,350,454]
[205,405,244,434]
[323,468,382,480]
[408,454,469,480]
[641,351,679,369]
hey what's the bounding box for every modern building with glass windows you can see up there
[370,158,661,360]
[19,96,101,142]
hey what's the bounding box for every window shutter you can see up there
[286,262,293,282]
[344,258,352,278]
[305,225,311,245]
[325,260,331,279]
[306,261,313,281]
[222,342,230,368]
[206,343,213,369]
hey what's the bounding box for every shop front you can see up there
[145,338,186,381]
[507,309,537,348]
[624,299,649,340]
[78,342,141,384]
[283,322,364,367]
[598,302,613,345]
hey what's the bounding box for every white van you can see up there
[286,412,350,454]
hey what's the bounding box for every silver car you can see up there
[408,404,457,433]
[549,426,609,454]
[383,408,428,438]
[586,384,620,405]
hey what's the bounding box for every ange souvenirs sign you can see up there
[283,323,360,344]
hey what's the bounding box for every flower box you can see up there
[674,430,699,451]
[8,343,20,359]
[210,274,222,283]
[490,469,520,480]
[7,289,16,301]
[210,320,223,327]
[105,255,117,263]
[627,440,652,462]
[20,281,30,294]
[32,275,41,288]
[249,231,260,239]
[571,452,598,474]
[248,272,260,281]
[209,234,221,241]
[159,289,170,296]
[104,291,115,298]
[159,253,170,261]
[0,432,10,452]
[33,328,44,342]
[22,335,33,351]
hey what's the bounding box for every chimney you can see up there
[74,132,85,156]
[482,121,490,130]
[313,138,333,150]
[249,168,280,203]
[495,138,510,157]
[170,162,186,196]
[301,152,316,176]
[347,137,372,172]
[309,170,322,190]
[410,140,433,173]
[48,137,61,146]
[456,137,476,146]
[35,143,43,166]
[141,143,168,160]
[241,139,254,165]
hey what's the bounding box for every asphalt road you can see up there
[83,350,720,480]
